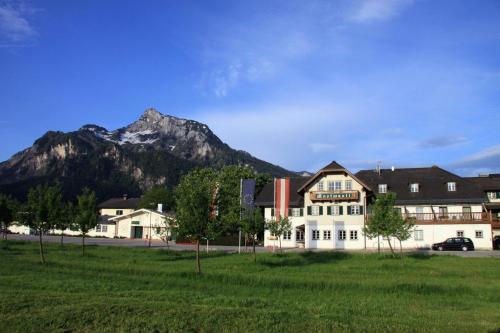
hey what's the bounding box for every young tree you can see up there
[266,215,292,253]
[0,194,17,240]
[394,215,415,255]
[138,185,175,212]
[241,207,265,262]
[363,193,409,257]
[175,168,219,273]
[46,185,66,247]
[159,216,175,249]
[19,185,61,263]
[75,188,98,256]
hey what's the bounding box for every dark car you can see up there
[432,237,474,251]
[493,236,500,250]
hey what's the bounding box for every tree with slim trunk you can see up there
[19,185,61,263]
[75,188,98,256]
[266,216,291,253]
[46,185,66,247]
[241,207,265,262]
[363,193,408,257]
[0,194,17,240]
[175,168,219,274]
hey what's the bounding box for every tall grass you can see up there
[1,240,499,332]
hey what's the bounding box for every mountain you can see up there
[0,108,293,200]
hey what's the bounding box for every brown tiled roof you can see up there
[97,197,141,209]
[465,174,500,192]
[355,166,485,205]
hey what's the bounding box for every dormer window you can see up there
[318,181,324,191]
[410,183,419,193]
[447,182,456,192]
[378,184,387,194]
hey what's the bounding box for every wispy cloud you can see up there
[310,142,338,153]
[418,136,467,149]
[348,0,414,23]
[0,1,38,47]
[452,145,500,174]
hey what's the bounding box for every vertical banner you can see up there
[274,177,290,219]
[240,179,256,212]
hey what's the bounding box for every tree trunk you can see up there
[38,230,45,264]
[195,239,201,274]
[279,236,282,254]
[399,239,403,257]
[253,235,256,263]
[60,234,64,247]
[387,237,395,257]
[82,234,85,256]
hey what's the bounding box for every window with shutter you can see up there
[307,206,312,215]
[300,208,304,216]
[347,206,351,215]
[339,206,344,215]
[327,206,332,215]
[271,208,274,217]
[319,206,323,215]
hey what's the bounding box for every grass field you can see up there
[1,240,499,333]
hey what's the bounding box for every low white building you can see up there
[256,162,494,250]
[110,208,175,240]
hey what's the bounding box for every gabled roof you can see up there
[255,177,309,207]
[98,197,141,209]
[355,166,485,205]
[297,161,372,193]
[109,208,175,221]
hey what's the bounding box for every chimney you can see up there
[157,203,163,213]
[122,194,128,200]
[391,166,395,172]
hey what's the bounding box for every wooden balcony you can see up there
[401,212,490,225]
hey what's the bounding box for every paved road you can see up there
[6,234,500,257]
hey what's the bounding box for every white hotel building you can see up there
[256,161,495,250]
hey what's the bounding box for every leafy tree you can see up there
[241,207,265,262]
[159,217,175,249]
[19,185,61,263]
[394,215,415,255]
[255,173,271,195]
[46,185,66,247]
[363,193,412,257]
[138,185,175,212]
[175,168,219,273]
[266,215,292,253]
[0,194,17,240]
[75,188,98,256]
[216,165,255,234]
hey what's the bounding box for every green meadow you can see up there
[1,240,499,332]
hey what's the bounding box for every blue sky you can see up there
[1,0,500,175]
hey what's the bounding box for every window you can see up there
[323,230,331,240]
[475,230,483,238]
[350,230,358,240]
[156,227,161,234]
[378,184,387,194]
[414,230,424,241]
[312,230,320,240]
[345,180,352,190]
[296,230,304,241]
[95,224,102,232]
[439,207,448,219]
[447,182,456,192]
[270,208,274,217]
[328,181,335,191]
[334,181,342,190]
[338,230,346,240]
[328,205,343,216]
[283,231,292,240]
[310,205,321,216]
[102,225,108,233]
[291,208,303,217]
[318,181,324,191]
[350,205,361,215]
[116,210,123,216]
[410,183,419,193]
[457,230,464,237]
[487,192,497,199]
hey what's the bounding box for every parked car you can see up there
[493,236,500,250]
[432,237,474,251]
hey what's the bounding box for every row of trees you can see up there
[0,185,98,263]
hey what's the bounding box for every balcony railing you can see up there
[402,212,489,222]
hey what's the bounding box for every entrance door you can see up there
[132,226,143,239]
